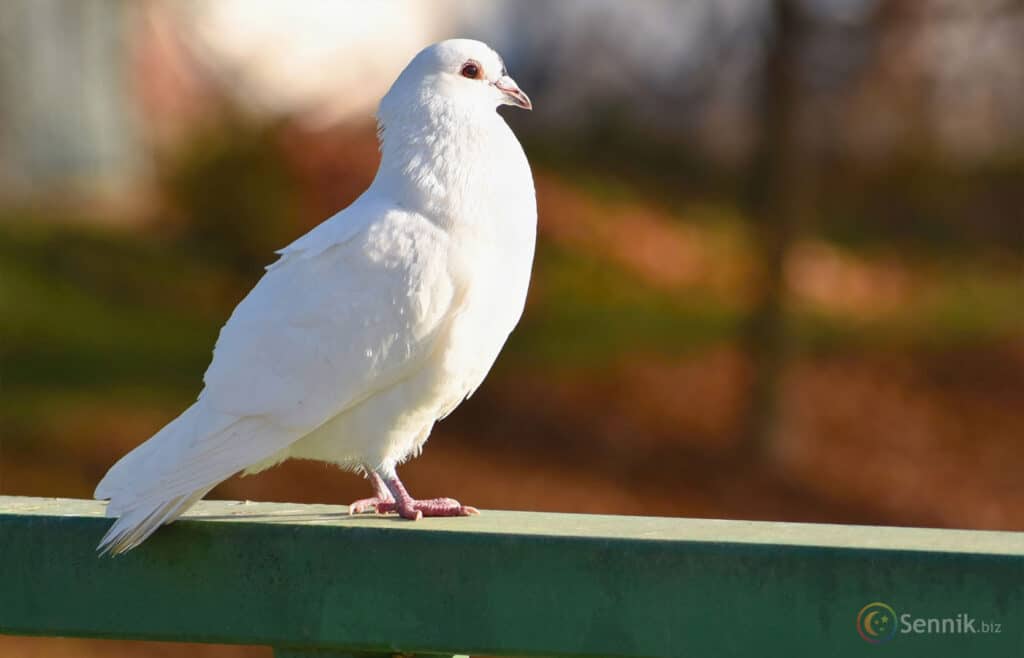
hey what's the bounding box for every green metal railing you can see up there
[0,495,1021,657]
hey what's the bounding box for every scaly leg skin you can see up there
[347,466,479,519]
[377,469,479,520]
[348,471,394,515]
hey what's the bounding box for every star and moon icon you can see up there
[857,601,899,644]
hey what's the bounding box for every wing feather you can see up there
[202,203,457,430]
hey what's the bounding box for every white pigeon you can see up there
[95,39,536,555]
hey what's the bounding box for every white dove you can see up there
[95,39,536,555]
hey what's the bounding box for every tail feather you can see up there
[97,488,211,556]
[96,402,230,505]
[94,399,300,555]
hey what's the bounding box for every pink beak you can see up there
[495,76,532,110]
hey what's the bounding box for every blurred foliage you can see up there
[521,119,727,215]
[819,154,1024,254]
[159,114,300,277]
[527,122,1024,259]
[0,220,224,435]
[507,242,741,367]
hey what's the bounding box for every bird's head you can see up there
[380,39,532,122]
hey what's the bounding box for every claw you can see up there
[349,496,391,515]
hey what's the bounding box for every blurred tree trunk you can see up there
[740,0,808,461]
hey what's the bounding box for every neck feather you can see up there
[372,95,501,226]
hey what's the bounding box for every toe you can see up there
[348,496,395,515]
[398,508,423,521]
[348,499,374,515]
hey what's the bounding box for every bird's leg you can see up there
[374,468,479,520]
[348,470,395,514]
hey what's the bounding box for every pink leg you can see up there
[348,471,395,514]
[376,471,479,520]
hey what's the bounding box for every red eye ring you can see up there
[460,61,482,80]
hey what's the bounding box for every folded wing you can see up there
[203,202,458,429]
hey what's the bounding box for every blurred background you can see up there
[1,0,1023,655]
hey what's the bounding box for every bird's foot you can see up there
[376,497,479,520]
[352,468,479,520]
[348,495,394,515]
[348,471,395,515]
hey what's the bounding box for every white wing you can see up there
[202,196,459,430]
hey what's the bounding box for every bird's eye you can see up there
[460,61,482,80]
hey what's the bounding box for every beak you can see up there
[495,76,532,111]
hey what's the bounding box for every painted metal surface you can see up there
[0,496,1021,657]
